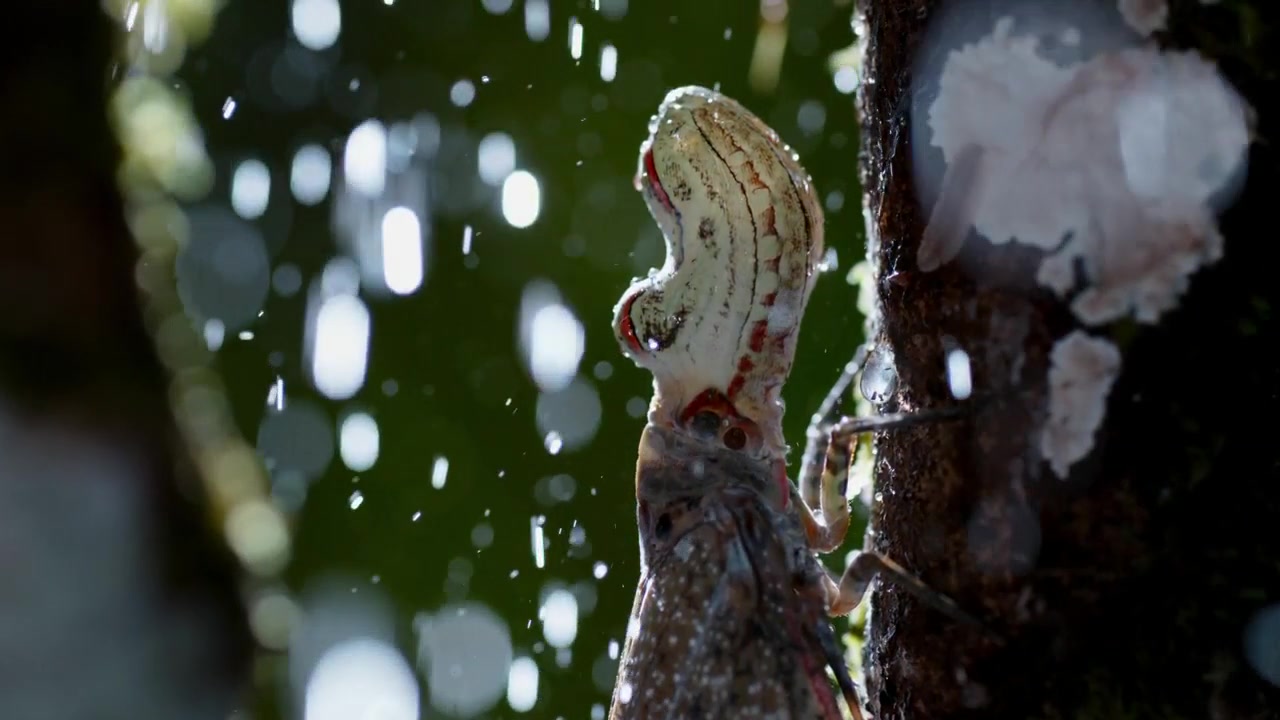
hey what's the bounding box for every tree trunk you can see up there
[857,1,1280,718]
[0,3,250,718]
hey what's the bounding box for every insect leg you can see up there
[825,551,983,627]
[800,402,972,553]
[798,344,868,511]
[814,616,867,720]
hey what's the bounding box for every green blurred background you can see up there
[174,1,867,717]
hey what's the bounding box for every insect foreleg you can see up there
[799,344,869,509]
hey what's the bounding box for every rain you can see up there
[6,1,1275,719]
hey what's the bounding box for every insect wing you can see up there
[610,500,846,719]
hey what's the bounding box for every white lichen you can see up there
[1118,0,1168,36]
[921,16,1251,326]
[1040,331,1122,478]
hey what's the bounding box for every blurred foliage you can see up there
[112,0,870,717]
[105,0,292,642]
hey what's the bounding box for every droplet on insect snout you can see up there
[860,346,898,405]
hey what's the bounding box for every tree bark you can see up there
[857,1,1280,718]
[0,3,250,717]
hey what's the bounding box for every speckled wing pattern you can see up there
[609,428,854,720]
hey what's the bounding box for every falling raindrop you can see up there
[292,0,342,51]
[539,588,579,649]
[502,170,541,228]
[544,432,564,455]
[530,516,546,569]
[518,281,585,393]
[524,0,550,41]
[430,456,449,489]
[414,603,514,717]
[291,144,332,205]
[600,44,618,82]
[231,159,271,219]
[506,656,539,712]
[338,412,379,472]
[947,347,973,400]
[535,378,602,452]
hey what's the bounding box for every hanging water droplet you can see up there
[860,346,898,404]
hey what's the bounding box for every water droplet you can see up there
[860,346,898,404]
[544,432,564,455]
[431,456,449,489]
[414,603,513,716]
[539,588,579,648]
[530,517,545,569]
[506,656,539,711]
[947,347,973,400]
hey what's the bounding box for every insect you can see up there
[609,86,976,720]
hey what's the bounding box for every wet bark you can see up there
[857,1,1280,718]
[0,3,249,717]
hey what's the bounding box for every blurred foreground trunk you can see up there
[856,1,1280,718]
[0,3,249,718]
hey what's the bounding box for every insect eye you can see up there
[722,426,748,450]
[653,512,673,541]
[689,410,721,439]
[720,419,763,454]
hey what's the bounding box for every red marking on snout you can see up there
[726,375,745,400]
[642,147,675,213]
[748,319,770,353]
[727,356,756,399]
[761,291,778,307]
[762,205,777,236]
[617,291,645,356]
